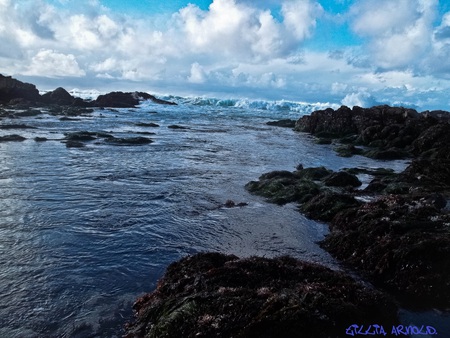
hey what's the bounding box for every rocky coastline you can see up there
[3,74,449,336]
[247,105,450,309]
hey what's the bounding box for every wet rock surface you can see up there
[295,105,449,160]
[248,105,450,309]
[124,253,399,338]
[266,119,296,128]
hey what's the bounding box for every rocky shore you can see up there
[124,253,399,338]
[247,105,450,309]
[3,74,448,335]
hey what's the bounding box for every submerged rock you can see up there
[0,134,26,142]
[266,119,296,128]
[105,136,153,145]
[125,253,399,338]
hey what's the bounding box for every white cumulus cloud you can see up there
[25,49,86,77]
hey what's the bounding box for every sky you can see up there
[1,0,450,110]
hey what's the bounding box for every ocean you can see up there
[0,96,420,337]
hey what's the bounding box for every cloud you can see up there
[281,0,323,40]
[25,49,86,77]
[350,0,437,70]
[188,62,207,83]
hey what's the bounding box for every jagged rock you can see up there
[124,253,399,338]
[0,74,41,104]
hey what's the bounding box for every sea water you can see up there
[0,97,415,337]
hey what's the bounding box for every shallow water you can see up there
[0,100,413,337]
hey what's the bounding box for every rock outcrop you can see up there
[295,105,448,160]
[0,74,41,104]
[124,253,399,338]
[92,91,176,108]
[247,105,450,309]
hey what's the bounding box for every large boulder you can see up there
[125,253,399,338]
[0,74,41,104]
[41,87,75,105]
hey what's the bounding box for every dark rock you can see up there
[224,200,248,208]
[295,166,332,180]
[335,144,364,157]
[324,171,362,187]
[41,87,75,105]
[65,131,98,142]
[65,140,85,148]
[0,74,41,104]
[0,124,37,129]
[168,125,189,130]
[105,136,153,145]
[300,191,360,222]
[246,171,321,205]
[92,91,176,108]
[59,117,80,121]
[135,122,159,127]
[364,147,409,160]
[315,138,332,145]
[0,134,26,142]
[266,119,296,128]
[125,253,399,338]
[34,137,48,142]
[322,194,450,308]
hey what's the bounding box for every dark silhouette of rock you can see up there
[92,91,176,108]
[124,253,399,338]
[41,87,75,105]
[0,74,41,104]
[168,124,189,129]
[0,124,37,129]
[324,171,362,187]
[266,119,296,128]
[294,105,444,160]
[135,122,159,127]
[105,136,153,145]
[0,134,26,142]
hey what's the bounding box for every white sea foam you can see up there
[155,95,339,114]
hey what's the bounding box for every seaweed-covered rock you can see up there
[322,194,450,308]
[125,253,399,338]
[300,191,360,222]
[324,171,362,188]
